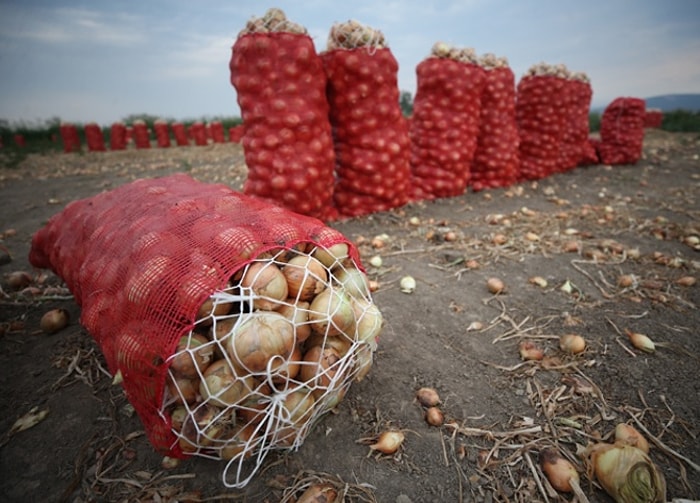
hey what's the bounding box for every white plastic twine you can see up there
[159,247,379,489]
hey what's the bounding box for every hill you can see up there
[644,93,700,111]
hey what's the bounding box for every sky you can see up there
[1,0,699,126]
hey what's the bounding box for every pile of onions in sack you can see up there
[28,174,382,488]
[557,71,593,172]
[598,97,646,165]
[470,53,520,191]
[321,19,412,217]
[408,42,485,200]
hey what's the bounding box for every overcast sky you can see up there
[1,0,699,126]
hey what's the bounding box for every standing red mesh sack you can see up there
[133,120,151,149]
[84,122,106,152]
[210,121,226,144]
[29,173,382,488]
[471,53,520,191]
[110,122,127,151]
[408,43,485,199]
[154,119,171,148]
[321,20,411,217]
[229,8,336,220]
[60,122,81,153]
[172,122,190,146]
[644,108,663,128]
[516,63,570,180]
[598,97,646,165]
[557,72,593,171]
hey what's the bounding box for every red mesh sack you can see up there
[133,120,151,149]
[84,123,106,152]
[13,134,26,148]
[644,108,663,128]
[60,123,81,153]
[321,20,411,217]
[579,137,600,166]
[172,122,189,147]
[408,43,485,199]
[28,173,381,488]
[471,54,520,191]
[189,122,207,146]
[110,122,127,151]
[598,97,645,165]
[229,9,335,220]
[516,63,570,180]
[210,121,226,144]
[558,72,593,171]
[154,120,171,148]
[229,124,245,143]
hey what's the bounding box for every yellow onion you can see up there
[239,260,288,310]
[312,243,350,270]
[282,254,328,302]
[308,288,355,337]
[486,277,505,294]
[270,344,303,384]
[227,312,295,372]
[425,406,444,427]
[40,308,70,334]
[352,298,382,350]
[370,430,404,454]
[304,331,352,357]
[179,404,232,452]
[519,340,544,361]
[615,423,650,454]
[199,359,257,408]
[235,383,272,425]
[559,334,586,354]
[220,423,259,460]
[276,388,316,446]
[6,270,33,290]
[296,484,338,503]
[276,300,311,342]
[300,345,342,390]
[353,343,374,382]
[332,266,370,298]
[196,283,233,325]
[166,374,199,404]
[586,441,666,503]
[625,329,655,354]
[540,447,580,493]
[169,333,214,379]
[169,405,188,432]
[416,387,441,407]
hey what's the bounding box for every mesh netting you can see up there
[598,97,646,165]
[558,73,593,172]
[28,174,381,488]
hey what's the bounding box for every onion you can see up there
[169,333,214,379]
[6,270,32,290]
[416,387,441,407]
[353,344,374,382]
[352,298,382,349]
[308,288,355,337]
[239,261,288,310]
[166,374,199,404]
[540,447,581,494]
[276,388,316,446]
[614,423,650,454]
[585,441,666,503]
[179,404,232,452]
[304,332,352,357]
[399,275,416,294]
[227,312,295,372]
[486,277,505,294]
[559,334,586,354]
[625,329,655,353]
[196,285,233,325]
[519,340,544,361]
[282,254,328,302]
[332,266,370,298]
[370,430,404,454]
[276,300,311,342]
[300,345,342,390]
[312,243,350,270]
[296,484,338,503]
[199,359,257,408]
[271,344,303,384]
[170,406,188,432]
[425,406,444,426]
[40,308,70,334]
[220,423,259,460]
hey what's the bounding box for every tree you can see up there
[399,90,413,117]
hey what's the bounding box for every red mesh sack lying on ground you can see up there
[598,97,646,165]
[557,72,593,172]
[60,123,81,153]
[154,120,171,148]
[84,122,106,152]
[133,120,151,149]
[28,173,381,488]
[471,53,520,191]
[321,20,411,217]
[110,122,127,150]
[230,8,336,220]
[516,63,570,180]
[409,43,485,199]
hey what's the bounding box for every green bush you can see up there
[660,110,700,132]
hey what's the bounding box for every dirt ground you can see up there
[1,130,699,503]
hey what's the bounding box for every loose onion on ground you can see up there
[40,308,70,334]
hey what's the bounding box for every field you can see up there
[1,129,699,502]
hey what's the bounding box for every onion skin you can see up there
[300,345,341,390]
[240,261,288,310]
[614,423,650,454]
[296,483,338,503]
[169,333,213,379]
[227,312,295,372]
[40,308,70,334]
[282,254,328,302]
[308,288,355,337]
[540,447,579,493]
[519,340,544,361]
[199,359,256,408]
